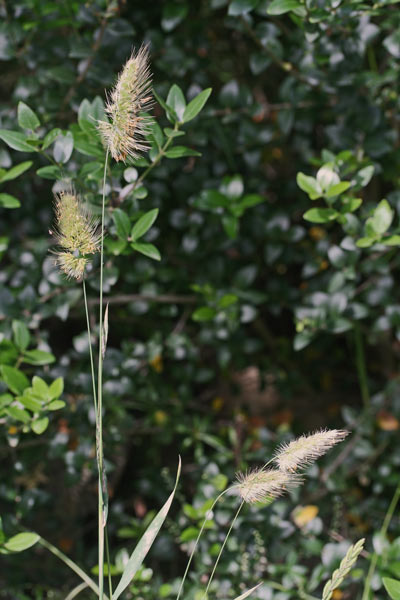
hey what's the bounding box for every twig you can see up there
[87,293,197,305]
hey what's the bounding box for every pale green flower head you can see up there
[53,190,100,280]
[235,468,302,504]
[273,429,348,473]
[98,45,153,163]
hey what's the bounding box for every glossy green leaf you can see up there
[36,165,63,180]
[1,365,29,394]
[267,0,302,14]
[31,417,49,435]
[0,161,32,183]
[112,458,181,600]
[17,102,40,130]
[113,209,131,239]
[131,242,161,261]
[12,320,30,351]
[325,181,351,198]
[0,193,20,208]
[131,209,159,242]
[164,146,201,159]
[0,130,37,153]
[297,172,322,199]
[22,350,56,366]
[304,208,338,223]
[368,199,393,235]
[47,400,66,411]
[182,88,212,123]
[49,377,64,399]
[53,131,74,164]
[383,578,400,600]
[192,307,217,321]
[166,84,186,122]
[7,406,30,423]
[3,532,40,553]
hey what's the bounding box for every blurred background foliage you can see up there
[1,0,400,598]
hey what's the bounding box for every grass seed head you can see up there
[273,429,349,472]
[52,190,100,280]
[235,468,302,504]
[98,44,153,163]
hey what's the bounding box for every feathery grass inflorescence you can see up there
[98,45,153,163]
[235,468,302,504]
[273,429,349,473]
[53,190,101,280]
[322,537,365,600]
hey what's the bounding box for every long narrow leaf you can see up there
[112,457,182,600]
[232,583,262,600]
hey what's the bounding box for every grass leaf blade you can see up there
[112,457,181,600]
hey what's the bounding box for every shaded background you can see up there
[1,0,400,598]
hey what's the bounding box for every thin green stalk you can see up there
[82,278,97,414]
[362,481,400,600]
[105,525,113,599]
[203,499,245,599]
[97,146,110,599]
[83,277,112,598]
[38,537,109,600]
[354,324,370,409]
[65,582,88,600]
[176,487,234,600]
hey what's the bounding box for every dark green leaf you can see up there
[131,209,159,242]
[164,146,201,159]
[0,193,20,208]
[1,366,29,394]
[166,84,186,122]
[383,578,400,600]
[0,161,32,183]
[36,165,63,180]
[130,242,161,261]
[182,88,212,123]
[0,130,37,153]
[31,417,49,434]
[17,102,40,130]
[22,350,56,366]
[12,320,30,351]
[192,307,217,321]
[297,173,322,199]
[113,209,131,239]
[3,533,39,553]
[267,0,302,14]
[53,131,73,164]
[303,208,338,223]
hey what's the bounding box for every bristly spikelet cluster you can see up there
[273,429,349,473]
[53,191,101,280]
[235,468,302,504]
[98,45,153,163]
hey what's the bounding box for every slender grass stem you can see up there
[82,278,97,414]
[354,324,370,409]
[176,487,234,600]
[97,146,110,599]
[362,481,400,600]
[83,277,112,597]
[38,537,109,600]
[203,499,245,599]
[65,582,88,600]
[105,524,113,599]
